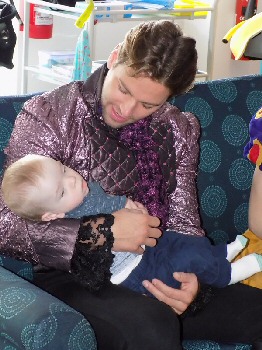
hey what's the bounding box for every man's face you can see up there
[101,63,170,128]
[34,158,89,217]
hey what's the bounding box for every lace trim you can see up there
[71,214,115,292]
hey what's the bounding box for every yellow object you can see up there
[174,0,210,17]
[222,21,245,43]
[75,0,95,29]
[233,229,262,289]
[222,12,262,60]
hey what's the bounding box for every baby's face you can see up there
[36,158,89,215]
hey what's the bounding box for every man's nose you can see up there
[120,97,136,117]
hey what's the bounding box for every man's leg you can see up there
[34,270,182,350]
[182,283,262,346]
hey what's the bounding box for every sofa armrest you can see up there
[0,266,96,349]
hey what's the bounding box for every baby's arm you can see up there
[125,199,148,214]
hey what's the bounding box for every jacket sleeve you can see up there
[1,93,82,270]
[71,214,115,292]
[165,107,205,237]
[1,93,115,289]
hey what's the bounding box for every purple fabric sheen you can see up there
[119,117,169,227]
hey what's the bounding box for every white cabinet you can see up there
[20,0,217,93]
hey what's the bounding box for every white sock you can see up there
[229,253,262,284]
[226,235,248,262]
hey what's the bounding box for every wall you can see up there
[1,0,261,95]
[93,0,261,80]
[210,0,260,79]
[18,14,81,94]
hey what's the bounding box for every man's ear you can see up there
[107,43,120,69]
[41,212,65,221]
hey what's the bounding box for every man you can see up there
[2,20,262,349]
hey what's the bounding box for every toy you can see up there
[0,0,17,69]
[244,107,262,170]
[222,11,262,60]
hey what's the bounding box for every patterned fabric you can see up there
[0,266,96,349]
[0,255,33,281]
[174,74,262,350]
[1,74,262,349]
[72,29,92,81]
[172,74,262,246]
[0,94,36,176]
[183,341,252,349]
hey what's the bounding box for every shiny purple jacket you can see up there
[0,65,204,271]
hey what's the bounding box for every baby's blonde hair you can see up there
[2,154,48,221]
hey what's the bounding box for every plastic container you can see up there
[76,1,133,19]
[129,0,174,9]
[38,50,75,68]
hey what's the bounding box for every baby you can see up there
[2,154,262,295]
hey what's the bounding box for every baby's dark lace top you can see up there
[71,214,115,292]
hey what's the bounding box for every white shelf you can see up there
[24,60,106,85]
[21,0,217,93]
[24,64,208,87]
[25,0,214,19]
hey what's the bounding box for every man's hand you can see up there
[112,208,161,254]
[142,272,198,314]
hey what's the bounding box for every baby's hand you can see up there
[125,199,148,214]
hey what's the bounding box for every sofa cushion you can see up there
[0,94,38,175]
[0,94,38,277]
[172,74,262,244]
[0,265,96,349]
[183,340,251,349]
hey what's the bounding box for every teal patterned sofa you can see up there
[0,258,96,349]
[1,74,262,349]
[0,96,97,349]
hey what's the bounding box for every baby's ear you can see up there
[41,212,65,221]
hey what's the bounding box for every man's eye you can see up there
[63,166,66,173]
[61,190,64,198]
[119,84,128,95]
[142,104,154,110]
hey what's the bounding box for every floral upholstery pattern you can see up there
[1,74,262,349]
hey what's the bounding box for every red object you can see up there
[248,143,260,163]
[29,3,53,39]
[233,0,258,60]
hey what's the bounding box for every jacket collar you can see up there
[82,63,108,115]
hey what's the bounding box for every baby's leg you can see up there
[229,253,262,284]
[226,235,248,261]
